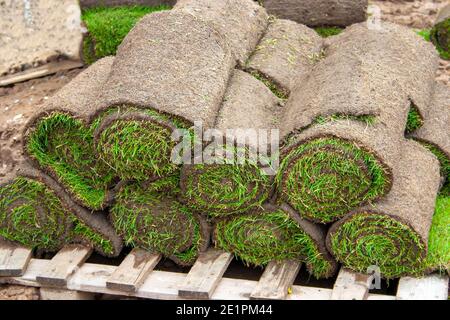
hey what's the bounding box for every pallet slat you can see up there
[36,245,92,287]
[396,274,449,300]
[0,243,32,277]
[106,249,161,292]
[178,249,233,299]
[250,260,301,300]
[331,268,370,300]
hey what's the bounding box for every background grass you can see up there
[82,5,171,63]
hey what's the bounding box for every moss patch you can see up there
[278,137,389,223]
[0,178,114,255]
[81,5,171,63]
[329,213,426,279]
[111,176,202,265]
[215,210,334,279]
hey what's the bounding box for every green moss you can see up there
[81,5,171,63]
[278,137,389,223]
[330,213,426,279]
[96,106,190,181]
[26,112,114,210]
[215,210,334,279]
[419,142,450,196]
[181,146,272,218]
[315,26,344,38]
[249,70,288,100]
[111,177,202,265]
[423,196,450,273]
[405,104,424,135]
[0,178,113,254]
[430,19,450,60]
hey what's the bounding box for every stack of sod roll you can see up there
[1,0,448,277]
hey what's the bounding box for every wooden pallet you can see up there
[0,243,448,300]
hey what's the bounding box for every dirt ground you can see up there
[0,0,448,300]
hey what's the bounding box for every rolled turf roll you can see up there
[245,19,324,96]
[175,0,268,66]
[94,10,236,181]
[180,70,281,218]
[411,83,450,196]
[23,57,116,210]
[0,164,123,257]
[327,140,441,279]
[277,22,439,224]
[214,203,338,279]
[110,176,210,266]
[431,4,450,60]
[259,0,368,27]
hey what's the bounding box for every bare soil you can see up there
[0,0,448,299]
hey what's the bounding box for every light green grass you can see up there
[278,137,389,223]
[215,210,334,279]
[82,5,171,63]
[329,213,426,279]
[111,176,202,265]
[0,178,114,255]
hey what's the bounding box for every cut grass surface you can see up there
[405,103,424,135]
[248,70,288,100]
[278,137,389,223]
[314,26,344,38]
[181,146,272,218]
[110,176,203,265]
[215,209,334,279]
[419,142,450,196]
[418,27,450,60]
[96,106,191,181]
[82,5,171,64]
[430,18,450,60]
[0,178,114,255]
[329,213,426,279]
[26,112,115,210]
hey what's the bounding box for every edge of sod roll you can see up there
[81,5,171,64]
[430,17,450,60]
[214,204,337,279]
[277,134,390,224]
[110,176,210,266]
[0,177,119,256]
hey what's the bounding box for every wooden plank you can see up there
[36,245,92,287]
[40,287,95,300]
[106,249,161,292]
[331,268,370,300]
[0,60,83,87]
[178,249,233,299]
[396,274,449,300]
[367,294,397,300]
[289,285,332,300]
[0,242,32,277]
[250,260,301,300]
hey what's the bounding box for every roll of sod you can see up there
[94,10,236,180]
[431,4,450,60]
[175,0,268,66]
[0,164,122,257]
[214,203,338,279]
[411,83,450,196]
[277,22,439,223]
[23,58,116,210]
[245,19,323,96]
[110,176,210,266]
[81,5,171,64]
[259,0,368,27]
[180,70,281,218]
[327,140,441,279]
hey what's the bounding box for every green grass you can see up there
[419,142,450,196]
[423,196,450,273]
[0,178,114,254]
[81,5,171,63]
[26,112,115,210]
[329,213,426,279]
[248,70,289,100]
[215,209,334,279]
[277,137,390,223]
[96,106,190,181]
[315,26,344,38]
[111,176,202,265]
[181,146,272,218]
[405,104,424,135]
[418,26,450,60]
[430,19,450,60]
